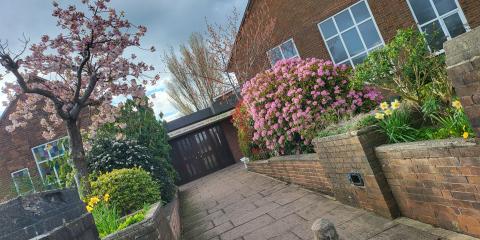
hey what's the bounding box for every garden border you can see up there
[103,191,181,240]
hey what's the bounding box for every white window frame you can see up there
[317,0,385,67]
[11,168,35,196]
[266,38,300,67]
[406,0,470,52]
[31,136,69,186]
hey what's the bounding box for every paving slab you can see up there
[180,163,479,240]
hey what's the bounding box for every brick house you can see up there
[228,0,480,82]
[0,95,91,201]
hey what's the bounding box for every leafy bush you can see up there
[95,98,171,161]
[117,205,149,231]
[87,139,177,203]
[232,101,254,158]
[353,28,452,107]
[90,168,161,214]
[231,101,271,160]
[241,58,382,155]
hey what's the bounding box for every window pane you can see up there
[38,162,58,185]
[352,53,368,66]
[319,19,337,39]
[433,0,457,16]
[12,169,34,195]
[280,40,298,59]
[358,19,382,49]
[351,1,370,23]
[33,146,49,162]
[409,0,436,24]
[443,13,466,38]
[47,141,65,159]
[267,47,283,66]
[422,20,448,51]
[326,36,348,63]
[341,28,365,56]
[334,10,354,31]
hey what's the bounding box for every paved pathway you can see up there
[180,163,478,240]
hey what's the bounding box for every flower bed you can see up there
[103,192,181,240]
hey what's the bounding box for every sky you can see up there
[0,0,248,122]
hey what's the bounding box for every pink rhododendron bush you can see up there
[241,58,382,155]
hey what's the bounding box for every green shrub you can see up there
[353,28,452,107]
[117,205,149,231]
[87,139,177,203]
[96,98,171,162]
[90,168,161,214]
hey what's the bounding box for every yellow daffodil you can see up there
[380,102,389,111]
[103,193,110,203]
[384,109,393,116]
[89,196,100,206]
[86,205,93,213]
[391,100,400,110]
[375,112,385,120]
[452,100,462,109]
[463,132,469,139]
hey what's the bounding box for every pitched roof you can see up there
[165,92,239,133]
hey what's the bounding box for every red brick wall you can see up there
[230,0,480,83]
[313,127,399,218]
[0,99,65,201]
[0,97,91,201]
[376,139,480,237]
[247,154,333,196]
[219,118,243,163]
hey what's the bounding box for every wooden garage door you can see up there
[170,124,235,184]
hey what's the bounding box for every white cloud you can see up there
[148,85,181,122]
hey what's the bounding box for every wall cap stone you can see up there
[375,138,476,152]
[247,153,318,165]
[312,126,378,143]
[445,26,480,67]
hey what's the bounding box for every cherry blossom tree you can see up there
[0,0,159,195]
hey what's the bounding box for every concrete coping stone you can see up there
[312,126,378,143]
[248,153,318,164]
[375,138,477,152]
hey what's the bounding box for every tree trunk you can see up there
[66,120,91,197]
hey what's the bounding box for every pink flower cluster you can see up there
[241,58,382,154]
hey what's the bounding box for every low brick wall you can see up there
[247,153,333,196]
[104,192,181,240]
[313,127,399,218]
[376,139,480,237]
[33,213,99,240]
[0,188,99,240]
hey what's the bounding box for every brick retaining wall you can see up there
[312,127,399,218]
[376,139,480,237]
[104,192,181,240]
[445,26,480,137]
[247,153,333,196]
[0,188,99,240]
